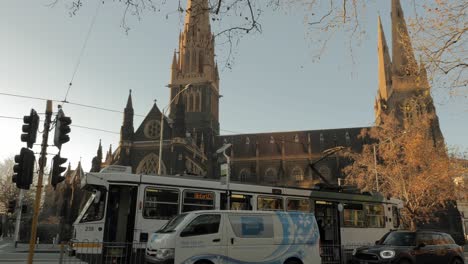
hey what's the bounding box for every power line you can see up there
[0,114,119,135]
[0,92,145,117]
[64,0,102,102]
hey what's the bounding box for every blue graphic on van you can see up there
[181,212,319,264]
[241,216,264,236]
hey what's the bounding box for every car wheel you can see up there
[450,257,463,264]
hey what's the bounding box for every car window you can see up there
[417,233,434,245]
[382,232,416,246]
[180,214,221,237]
[442,233,455,244]
[431,234,445,245]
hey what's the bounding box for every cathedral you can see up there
[90,0,443,189]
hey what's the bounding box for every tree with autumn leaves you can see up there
[344,113,467,230]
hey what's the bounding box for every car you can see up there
[350,230,465,264]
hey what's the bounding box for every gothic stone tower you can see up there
[374,0,444,145]
[168,0,220,151]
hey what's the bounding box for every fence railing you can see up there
[59,240,370,264]
[59,241,146,264]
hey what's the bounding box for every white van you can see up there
[145,210,320,264]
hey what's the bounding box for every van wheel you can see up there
[450,257,463,264]
[284,259,302,264]
[194,261,213,264]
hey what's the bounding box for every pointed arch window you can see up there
[345,132,351,146]
[198,51,204,73]
[137,153,166,175]
[264,168,277,184]
[191,92,196,112]
[195,92,201,112]
[291,167,304,182]
[239,168,250,182]
[185,50,190,72]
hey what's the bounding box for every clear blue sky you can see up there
[1,0,466,172]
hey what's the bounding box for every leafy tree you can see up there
[343,114,467,230]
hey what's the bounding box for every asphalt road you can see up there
[1,237,467,263]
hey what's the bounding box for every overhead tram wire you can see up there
[0,114,119,135]
[0,92,145,117]
[63,0,102,103]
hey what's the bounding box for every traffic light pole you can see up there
[27,100,52,264]
[13,189,24,248]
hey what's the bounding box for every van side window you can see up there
[228,215,273,238]
[143,188,179,219]
[257,196,283,211]
[392,206,400,228]
[182,190,215,212]
[286,198,311,212]
[180,214,221,237]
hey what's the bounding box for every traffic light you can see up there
[12,147,36,190]
[50,154,67,189]
[21,109,39,148]
[54,109,72,149]
[7,200,16,213]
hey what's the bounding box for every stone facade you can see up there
[91,0,442,190]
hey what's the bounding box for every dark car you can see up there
[351,230,465,264]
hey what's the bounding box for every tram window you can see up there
[343,203,365,227]
[143,188,179,219]
[80,190,106,223]
[366,204,385,228]
[182,190,215,212]
[257,196,283,211]
[286,198,311,212]
[221,193,253,210]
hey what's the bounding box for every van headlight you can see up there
[379,250,395,259]
[155,248,175,260]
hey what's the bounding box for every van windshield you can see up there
[157,213,188,233]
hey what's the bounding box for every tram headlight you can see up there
[155,248,174,260]
[379,250,395,259]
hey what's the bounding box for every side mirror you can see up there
[375,240,380,245]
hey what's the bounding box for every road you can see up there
[1,237,467,263]
[0,237,86,264]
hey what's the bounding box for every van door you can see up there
[226,214,276,263]
[175,213,227,264]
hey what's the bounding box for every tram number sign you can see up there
[193,192,213,200]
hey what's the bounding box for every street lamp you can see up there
[157,83,193,175]
[217,143,232,209]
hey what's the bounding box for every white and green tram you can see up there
[71,165,402,261]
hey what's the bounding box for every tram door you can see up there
[315,201,341,263]
[104,185,138,242]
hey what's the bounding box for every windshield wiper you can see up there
[157,229,175,233]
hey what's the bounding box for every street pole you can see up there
[14,189,25,247]
[27,100,52,264]
[373,144,379,192]
[157,83,192,175]
[223,150,231,210]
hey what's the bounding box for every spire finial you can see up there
[377,15,392,100]
[391,0,417,76]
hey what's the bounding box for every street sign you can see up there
[220,163,228,185]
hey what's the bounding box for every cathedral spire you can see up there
[391,0,418,76]
[121,90,134,141]
[419,57,430,89]
[184,0,210,33]
[377,16,392,100]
